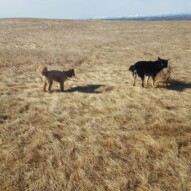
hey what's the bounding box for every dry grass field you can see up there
[0,18,191,191]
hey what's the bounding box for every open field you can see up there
[0,19,191,191]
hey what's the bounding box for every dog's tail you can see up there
[129,65,135,71]
[129,65,137,76]
[37,66,48,76]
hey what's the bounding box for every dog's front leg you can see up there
[141,77,145,87]
[48,81,53,93]
[152,77,157,87]
[144,76,149,87]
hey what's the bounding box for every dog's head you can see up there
[158,57,169,68]
[37,66,48,75]
[67,69,75,77]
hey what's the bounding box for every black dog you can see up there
[129,57,169,87]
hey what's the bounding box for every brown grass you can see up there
[0,18,191,191]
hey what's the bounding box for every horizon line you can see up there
[0,12,191,21]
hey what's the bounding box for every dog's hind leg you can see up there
[133,73,137,86]
[141,78,144,87]
[43,82,47,92]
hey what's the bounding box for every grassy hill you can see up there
[0,19,191,191]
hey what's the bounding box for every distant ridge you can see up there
[93,13,191,21]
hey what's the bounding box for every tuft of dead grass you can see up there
[0,19,191,191]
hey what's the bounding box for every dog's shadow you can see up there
[66,84,113,94]
[164,80,191,92]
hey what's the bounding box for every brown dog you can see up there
[154,64,172,86]
[37,66,75,92]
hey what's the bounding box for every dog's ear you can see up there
[71,69,75,76]
[68,69,75,77]
[72,69,75,76]
[166,59,169,65]
[158,57,161,61]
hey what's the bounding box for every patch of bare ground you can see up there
[0,19,191,191]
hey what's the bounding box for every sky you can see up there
[0,0,191,19]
